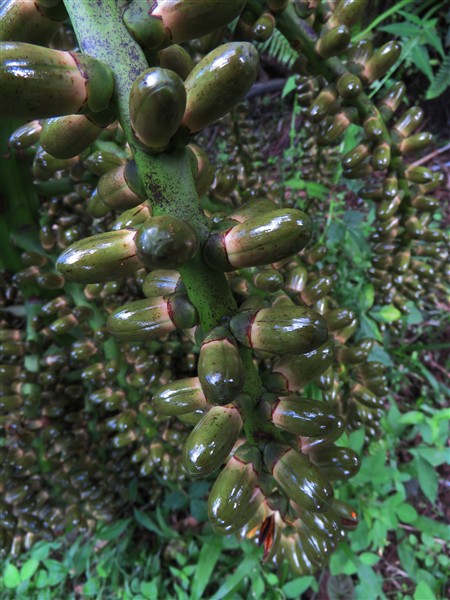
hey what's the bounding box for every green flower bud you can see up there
[318,110,353,146]
[228,198,278,224]
[301,276,333,305]
[377,195,401,220]
[348,38,373,67]
[106,294,198,341]
[378,81,406,120]
[84,150,125,177]
[410,196,439,212]
[337,338,373,365]
[187,143,215,197]
[372,142,391,171]
[213,168,237,199]
[399,132,433,154]
[328,0,368,28]
[153,377,208,416]
[182,405,243,477]
[268,446,333,512]
[129,68,186,152]
[352,383,384,409]
[135,215,199,269]
[308,89,337,124]
[362,41,401,83]
[363,115,384,141]
[308,446,360,481]
[292,504,342,542]
[208,455,263,534]
[0,42,114,121]
[1,0,66,45]
[88,165,142,218]
[284,265,308,295]
[111,204,151,231]
[394,107,424,138]
[272,397,341,437]
[40,115,102,159]
[332,499,359,530]
[253,13,275,42]
[324,308,355,332]
[230,306,328,355]
[265,340,335,393]
[198,327,245,405]
[342,144,370,170]
[182,42,259,133]
[142,269,183,298]
[9,120,42,149]
[204,209,312,271]
[404,166,434,185]
[267,0,289,12]
[158,45,194,80]
[56,229,143,283]
[336,73,362,99]
[316,25,351,59]
[253,269,284,293]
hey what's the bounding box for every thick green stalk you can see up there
[63,0,263,405]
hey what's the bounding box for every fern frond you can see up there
[255,28,298,69]
[426,54,450,100]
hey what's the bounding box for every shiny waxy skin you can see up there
[204,209,312,271]
[135,216,199,269]
[182,405,243,477]
[308,446,360,481]
[56,230,143,283]
[182,42,259,133]
[230,306,328,355]
[198,327,244,405]
[106,294,197,341]
[40,115,103,159]
[271,447,334,512]
[152,377,208,416]
[272,397,342,437]
[129,68,186,151]
[0,42,114,121]
[208,456,263,534]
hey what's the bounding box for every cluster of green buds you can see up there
[1,0,446,577]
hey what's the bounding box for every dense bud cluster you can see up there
[1,0,446,578]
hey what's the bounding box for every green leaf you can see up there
[83,577,101,596]
[191,539,222,600]
[359,553,380,566]
[35,570,49,589]
[20,559,39,581]
[395,503,418,524]
[141,581,158,599]
[399,410,424,425]
[210,555,259,600]
[283,577,314,598]
[360,284,375,311]
[282,76,297,98]
[412,447,448,467]
[397,540,417,577]
[97,518,131,541]
[410,45,434,81]
[133,509,168,538]
[359,315,382,342]
[380,22,420,36]
[414,581,436,600]
[370,305,401,323]
[3,564,20,589]
[415,455,438,503]
[405,303,423,326]
[426,54,450,100]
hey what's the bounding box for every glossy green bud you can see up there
[377,195,401,221]
[349,38,373,66]
[56,229,143,283]
[182,405,243,477]
[301,276,333,305]
[352,383,384,409]
[324,308,355,332]
[405,166,434,185]
[158,45,194,80]
[152,377,208,416]
[230,306,328,356]
[129,68,186,152]
[1,0,66,45]
[111,204,151,231]
[106,294,198,341]
[308,446,360,481]
[84,149,125,176]
[253,269,284,292]
[362,41,401,83]
[253,13,275,42]
[40,115,102,159]
[228,198,278,224]
[332,499,359,530]
[135,215,199,269]
[142,269,183,297]
[182,42,259,133]
[308,89,337,123]
[410,196,439,212]
[372,142,391,171]
[284,265,308,295]
[150,0,246,45]
[9,120,42,149]
[336,73,362,99]
[213,169,237,199]
[208,455,263,534]
[394,107,424,138]
[378,81,406,120]
[272,397,341,437]
[328,0,368,28]
[0,42,114,121]
[266,340,335,393]
[363,115,384,141]
[337,338,373,365]
[269,446,333,512]
[88,164,143,217]
[198,327,244,405]
[399,132,433,154]
[204,209,311,271]
[316,25,351,59]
